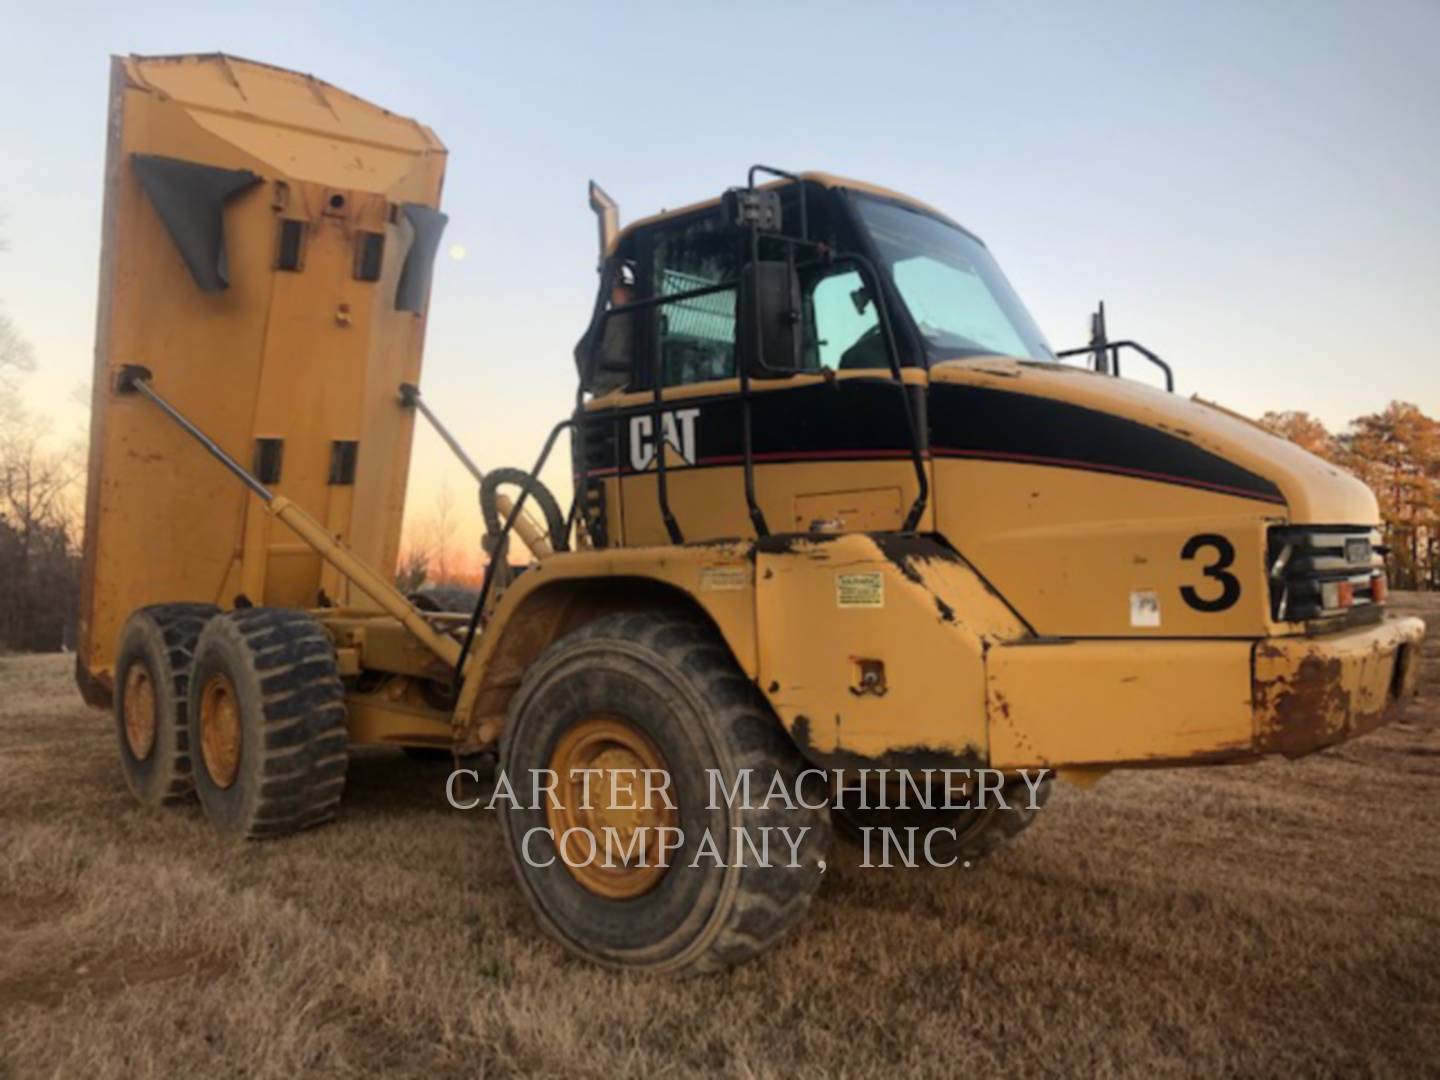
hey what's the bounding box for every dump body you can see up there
[78,54,447,705]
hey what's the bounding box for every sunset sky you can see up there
[2,0,1436,571]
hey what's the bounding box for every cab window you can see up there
[893,255,1028,359]
[805,267,882,370]
[649,216,738,387]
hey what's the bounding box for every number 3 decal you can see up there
[1180,534,1241,612]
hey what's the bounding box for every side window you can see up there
[806,268,882,370]
[650,217,737,387]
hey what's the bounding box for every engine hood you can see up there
[929,357,1378,525]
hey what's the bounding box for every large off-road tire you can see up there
[500,611,830,974]
[114,603,221,806]
[188,608,349,839]
[833,775,1051,865]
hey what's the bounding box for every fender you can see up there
[754,533,1029,769]
[453,533,1034,769]
[454,541,759,746]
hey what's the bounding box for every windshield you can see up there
[852,195,1054,362]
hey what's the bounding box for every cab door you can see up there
[612,204,930,546]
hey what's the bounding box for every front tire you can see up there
[500,612,830,974]
[188,609,349,839]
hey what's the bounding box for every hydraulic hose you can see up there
[479,468,569,556]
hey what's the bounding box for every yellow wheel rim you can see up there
[198,674,242,790]
[122,664,157,761]
[545,714,678,900]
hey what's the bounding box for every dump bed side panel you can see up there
[77,54,447,705]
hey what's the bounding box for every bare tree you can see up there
[394,546,430,594]
[0,415,84,650]
[0,232,84,649]
[1,216,35,433]
[0,308,35,432]
[423,478,461,585]
[0,309,32,375]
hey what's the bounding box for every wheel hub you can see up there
[122,663,157,761]
[198,674,242,789]
[545,714,677,899]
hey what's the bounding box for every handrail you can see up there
[1056,340,1175,393]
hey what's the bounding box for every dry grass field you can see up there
[2,595,1437,1078]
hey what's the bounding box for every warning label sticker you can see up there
[700,565,748,591]
[836,571,885,609]
[1130,589,1161,628]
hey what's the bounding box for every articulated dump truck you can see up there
[80,53,1425,973]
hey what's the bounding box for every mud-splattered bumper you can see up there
[1253,616,1425,757]
[985,615,1426,769]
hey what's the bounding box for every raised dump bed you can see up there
[77,53,447,705]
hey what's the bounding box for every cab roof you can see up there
[611,170,963,252]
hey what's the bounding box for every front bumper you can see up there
[985,614,1425,769]
[1253,614,1425,757]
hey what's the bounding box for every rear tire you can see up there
[500,611,830,974]
[114,603,221,806]
[188,608,349,839]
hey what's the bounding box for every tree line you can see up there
[1,298,83,652]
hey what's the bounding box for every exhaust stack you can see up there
[588,180,619,269]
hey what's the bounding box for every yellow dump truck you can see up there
[79,53,1426,973]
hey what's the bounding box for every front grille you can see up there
[1268,525,1387,624]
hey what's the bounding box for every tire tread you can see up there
[507,609,831,973]
[190,608,349,838]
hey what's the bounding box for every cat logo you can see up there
[629,407,700,472]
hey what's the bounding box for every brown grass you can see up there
[2,596,1438,1077]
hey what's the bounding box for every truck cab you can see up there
[568,171,1424,771]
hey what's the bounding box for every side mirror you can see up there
[739,260,800,378]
